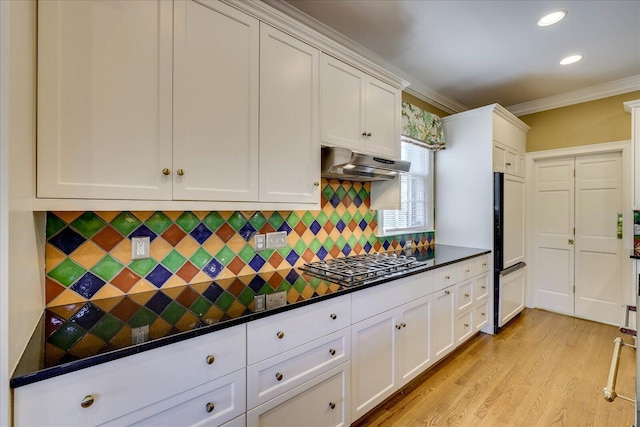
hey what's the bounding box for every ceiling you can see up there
[269,0,640,114]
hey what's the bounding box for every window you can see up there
[377,137,434,236]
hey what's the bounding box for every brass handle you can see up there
[568,239,574,245]
[464,323,469,328]
[205,402,215,413]
[275,372,283,381]
[329,402,336,410]
[276,331,284,339]
[205,355,215,365]
[330,313,337,320]
[481,312,486,317]
[177,168,184,176]
[617,213,623,239]
[361,132,367,136]
[481,285,486,290]
[505,162,512,166]
[396,324,401,330]
[444,290,450,295]
[401,322,407,328]
[445,275,450,280]
[314,182,320,186]
[366,132,372,137]
[80,395,94,409]
[465,268,471,273]
[465,293,470,298]
[162,168,170,176]
[329,348,336,355]
[482,263,487,267]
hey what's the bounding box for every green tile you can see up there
[160,301,187,326]
[364,211,374,223]
[190,248,212,269]
[276,282,291,292]
[322,184,334,200]
[329,211,341,226]
[190,296,212,317]
[358,187,369,201]
[215,292,235,312]
[285,212,300,228]
[248,212,267,231]
[91,314,123,342]
[353,210,363,223]
[293,240,307,255]
[259,284,274,295]
[267,212,284,230]
[238,287,255,306]
[309,238,322,254]
[347,187,358,201]
[49,259,86,287]
[261,248,275,260]
[48,322,85,351]
[308,276,322,290]
[111,212,142,237]
[316,211,328,226]
[342,211,352,224]
[301,211,315,227]
[277,247,290,257]
[347,235,357,248]
[369,234,378,245]
[71,212,106,239]
[46,213,67,238]
[176,212,199,233]
[323,236,335,250]
[91,255,123,282]
[215,246,235,267]
[162,250,187,273]
[293,277,307,293]
[227,211,247,231]
[335,235,347,250]
[359,234,368,246]
[128,307,157,328]
[238,244,256,264]
[335,186,347,200]
[146,212,173,234]
[203,212,225,232]
[129,258,157,277]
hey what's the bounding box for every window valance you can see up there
[401,101,446,151]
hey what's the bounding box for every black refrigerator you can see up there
[493,172,527,333]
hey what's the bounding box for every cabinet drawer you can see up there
[456,260,476,281]
[456,280,473,312]
[456,310,474,344]
[248,295,350,365]
[475,255,490,274]
[103,369,245,427]
[247,362,350,427]
[433,264,458,292]
[14,324,246,426]
[475,300,490,331]
[474,273,489,301]
[247,329,350,409]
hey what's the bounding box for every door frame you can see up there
[525,140,632,312]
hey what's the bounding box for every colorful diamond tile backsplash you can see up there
[634,210,640,250]
[45,179,435,306]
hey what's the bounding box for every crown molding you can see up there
[507,74,640,116]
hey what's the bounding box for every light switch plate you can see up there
[266,231,287,249]
[266,291,286,310]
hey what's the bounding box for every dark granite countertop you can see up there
[11,244,490,388]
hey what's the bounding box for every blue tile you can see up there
[316,246,328,260]
[238,222,257,242]
[248,254,266,271]
[285,250,300,266]
[335,220,346,233]
[145,292,172,314]
[353,195,362,207]
[341,244,351,256]
[278,222,292,234]
[202,283,224,303]
[130,224,158,242]
[309,220,322,235]
[285,269,300,285]
[382,240,391,250]
[203,258,224,279]
[69,303,105,330]
[330,193,341,208]
[358,219,368,231]
[248,276,266,293]
[190,223,213,245]
[146,265,172,288]
[364,242,372,253]
[70,273,105,299]
[49,227,86,255]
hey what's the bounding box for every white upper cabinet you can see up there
[173,0,259,201]
[625,99,640,207]
[37,0,173,200]
[321,54,401,159]
[259,23,320,204]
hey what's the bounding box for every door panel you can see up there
[503,175,525,267]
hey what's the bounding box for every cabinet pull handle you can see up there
[330,313,337,320]
[80,395,94,409]
[444,290,450,295]
[276,331,284,339]
[162,168,170,176]
[205,402,215,413]
[329,348,336,356]
[314,182,320,187]
[445,275,450,280]
[481,312,486,317]
[329,402,336,410]
[481,285,486,290]
[505,162,512,166]
[177,168,184,176]
[275,372,283,381]
[205,355,215,365]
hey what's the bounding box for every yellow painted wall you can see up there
[402,92,450,117]
[520,91,640,152]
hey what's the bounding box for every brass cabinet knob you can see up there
[464,323,469,328]
[276,331,284,339]
[330,313,337,320]
[465,293,470,298]
[329,348,336,356]
[396,324,402,330]
[329,402,336,410]
[481,312,486,317]
[401,322,407,328]
[465,268,471,273]
[275,372,283,381]
[162,168,170,176]
[361,132,367,137]
[314,182,320,186]
[445,275,450,280]
[366,132,372,137]
[205,402,215,413]
[205,355,215,365]
[444,290,450,295]
[177,169,184,176]
[481,285,486,290]
[80,395,94,409]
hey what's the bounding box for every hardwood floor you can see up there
[353,308,636,427]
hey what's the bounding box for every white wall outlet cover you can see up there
[254,234,266,251]
[131,236,150,260]
[266,231,287,249]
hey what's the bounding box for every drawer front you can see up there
[456,260,476,281]
[14,324,246,426]
[248,295,351,364]
[248,329,350,409]
[474,273,489,301]
[433,264,458,292]
[456,280,473,312]
[475,300,490,331]
[247,362,350,427]
[475,255,490,274]
[456,310,474,344]
[103,369,246,427]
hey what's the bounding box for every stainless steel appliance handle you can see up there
[499,262,526,276]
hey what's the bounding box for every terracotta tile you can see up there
[302,248,315,262]
[44,342,67,367]
[259,223,276,234]
[46,278,66,305]
[92,226,124,252]
[110,297,142,322]
[161,224,186,246]
[227,279,246,297]
[215,223,235,243]
[293,221,307,237]
[111,268,141,293]
[226,257,246,276]
[176,261,199,283]
[47,302,82,319]
[267,271,284,290]
[176,286,199,308]
[329,246,341,258]
[323,222,335,234]
[373,241,382,251]
[268,251,284,268]
[353,243,363,254]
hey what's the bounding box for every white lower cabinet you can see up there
[433,285,456,362]
[247,363,350,427]
[456,309,474,345]
[475,300,490,331]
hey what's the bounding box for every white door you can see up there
[533,152,623,324]
[574,153,623,323]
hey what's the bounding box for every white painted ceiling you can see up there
[272,0,640,113]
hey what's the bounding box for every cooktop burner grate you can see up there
[299,253,418,286]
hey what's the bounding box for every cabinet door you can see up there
[432,286,455,362]
[364,77,401,159]
[474,300,490,331]
[493,143,506,173]
[398,295,432,387]
[499,267,526,327]
[504,148,518,175]
[173,0,259,201]
[321,55,366,152]
[351,310,398,421]
[37,0,173,200]
[259,23,320,203]
[456,309,474,345]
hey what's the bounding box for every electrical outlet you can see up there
[265,291,286,310]
[254,295,265,311]
[131,325,149,345]
[254,234,266,251]
[131,236,150,260]
[266,231,287,249]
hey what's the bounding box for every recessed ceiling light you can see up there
[538,10,567,26]
[560,54,583,65]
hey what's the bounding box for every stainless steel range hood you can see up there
[321,147,410,182]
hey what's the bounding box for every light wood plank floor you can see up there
[353,308,636,427]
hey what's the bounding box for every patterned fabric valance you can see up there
[401,101,446,151]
